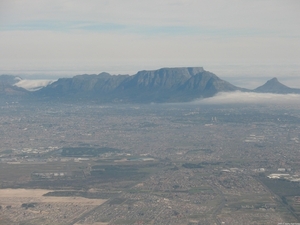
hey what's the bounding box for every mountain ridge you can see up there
[35,67,244,102]
[1,68,299,103]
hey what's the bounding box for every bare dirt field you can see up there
[74,223,108,225]
[0,189,50,198]
[0,188,106,206]
[0,189,107,225]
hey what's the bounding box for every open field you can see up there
[0,188,106,205]
[0,189,107,225]
[74,223,108,225]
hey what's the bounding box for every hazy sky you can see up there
[0,0,299,87]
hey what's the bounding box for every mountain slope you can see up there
[114,67,210,102]
[254,77,300,94]
[0,75,29,98]
[36,72,129,101]
[0,83,28,96]
[179,71,246,98]
[118,67,204,90]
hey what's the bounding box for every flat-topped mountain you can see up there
[254,77,300,94]
[36,67,244,102]
[1,68,300,103]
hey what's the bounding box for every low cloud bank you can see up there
[195,91,300,105]
[14,79,55,91]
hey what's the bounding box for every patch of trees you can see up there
[21,203,36,209]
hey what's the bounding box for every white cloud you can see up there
[195,91,300,105]
[14,79,55,91]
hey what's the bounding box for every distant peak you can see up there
[263,77,286,87]
[254,76,299,94]
[268,77,279,82]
